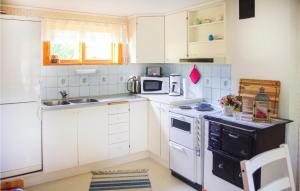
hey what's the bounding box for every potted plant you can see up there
[220,95,242,116]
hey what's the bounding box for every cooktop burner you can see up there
[179,105,192,110]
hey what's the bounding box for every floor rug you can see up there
[89,169,152,191]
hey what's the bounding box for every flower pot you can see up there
[223,106,234,116]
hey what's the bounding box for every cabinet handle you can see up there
[228,133,239,139]
[170,143,185,152]
[218,163,223,169]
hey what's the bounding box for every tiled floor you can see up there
[26,159,195,191]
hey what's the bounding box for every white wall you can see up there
[226,0,299,185]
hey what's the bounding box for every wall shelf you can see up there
[189,21,224,28]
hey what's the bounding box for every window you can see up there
[42,19,127,65]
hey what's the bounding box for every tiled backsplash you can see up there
[41,63,231,104]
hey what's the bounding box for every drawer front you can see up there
[169,141,195,182]
[109,132,129,144]
[109,113,129,124]
[109,103,129,114]
[222,129,253,159]
[212,153,234,181]
[109,123,129,134]
[109,142,129,158]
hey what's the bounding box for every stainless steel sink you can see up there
[68,98,99,104]
[43,100,71,106]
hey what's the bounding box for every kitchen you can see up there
[0,0,299,191]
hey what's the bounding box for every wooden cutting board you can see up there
[239,79,280,117]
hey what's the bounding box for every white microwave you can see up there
[141,76,169,94]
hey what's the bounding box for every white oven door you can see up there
[170,141,196,182]
[169,113,194,149]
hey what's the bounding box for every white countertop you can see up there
[41,94,202,111]
[138,94,203,105]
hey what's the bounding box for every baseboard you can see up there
[22,151,149,187]
[149,152,169,168]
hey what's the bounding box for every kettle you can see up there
[127,76,141,94]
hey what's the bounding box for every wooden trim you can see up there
[108,101,129,105]
[43,41,123,66]
[43,41,50,65]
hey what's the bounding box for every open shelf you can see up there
[189,21,224,28]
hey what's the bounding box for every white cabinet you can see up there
[43,105,109,172]
[128,16,165,63]
[78,106,109,165]
[165,11,188,63]
[148,101,170,164]
[43,109,78,173]
[148,101,161,156]
[160,104,170,162]
[130,101,148,153]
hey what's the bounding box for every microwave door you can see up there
[143,80,163,92]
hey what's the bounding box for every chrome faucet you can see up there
[59,90,68,99]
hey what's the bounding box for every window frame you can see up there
[43,41,123,66]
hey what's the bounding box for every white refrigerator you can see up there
[0,15,42,178]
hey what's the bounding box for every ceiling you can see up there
[3,0,210,16]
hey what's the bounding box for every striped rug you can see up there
[89,169,152,191]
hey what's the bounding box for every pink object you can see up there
[189,65,201,84]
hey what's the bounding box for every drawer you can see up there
[109,123,129,134]
[109,103,129,114]
[109,113,129,124]
[109,142,129,158]
[109,132,129,144]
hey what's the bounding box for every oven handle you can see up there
[170,143,185,152]
[228,133,239,139]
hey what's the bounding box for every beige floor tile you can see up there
[26,159,195,191]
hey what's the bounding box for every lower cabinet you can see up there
[130,101,148,153]
[148,101,170,164]
[43,109,78,173]
[78,106,109,165]
[42,105,109,173]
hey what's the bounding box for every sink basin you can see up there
[43,100,71,106]
[68,98,99,104]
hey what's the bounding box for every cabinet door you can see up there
[130,101,148,153]
[165,11,188,63]
[148,101,161,156]
[160,104,170,163]
[78,105,109,165]
[136,16,165,63]
[43,109,78,173]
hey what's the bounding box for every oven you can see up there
[169,112,202,190]
[208,121,260,189]
[141,76,169,94]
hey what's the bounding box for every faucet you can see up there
[59,90,68,99]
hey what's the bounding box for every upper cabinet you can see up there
[165,11,188,63]
[187,2,226,62]
[128,16,165,64]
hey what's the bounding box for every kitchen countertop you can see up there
[204,112,292,130]
[41,94,202,111]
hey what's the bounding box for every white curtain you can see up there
[42,19,128,44]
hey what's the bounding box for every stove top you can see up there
[170,103,221,118]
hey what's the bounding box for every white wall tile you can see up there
[221,90,231,98]
[212,78,221,89]
[57,76,68,87]
[80,86,89,97]
[69,87,79,97]
[80,76,89,86]
[211,65,221,77]
[69,76,80,87]
[203,77,211,88]
[99,85,108,95]
[108,74,118,85]
[46,67,57,77]
[46,87,58,99]
[221,78,231,90]
[212,88,221,105]
[88,76,98,86]
[45,77,58,88]
[89,86,99,96]
[203,64,212,77]
[99,75,109,85]
[203,87,212,101]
